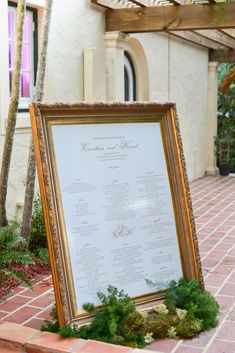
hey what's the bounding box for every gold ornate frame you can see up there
[30,102,203,327]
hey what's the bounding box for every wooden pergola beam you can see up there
[106,3,235,33]
[209,49,235,62]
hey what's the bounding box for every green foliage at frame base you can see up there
[165,278,219,330]
[42,279,220,348]
[42,286,147,348]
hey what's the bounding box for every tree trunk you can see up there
[0,0,26,227]
[21,0,53,242]
[219,67,235,94]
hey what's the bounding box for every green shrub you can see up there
[216,63,235,172]
[29,194,47,252]
[82,285,137,344]
[0,222,34,287]
[43,285,146,348]
[164,278,219,330]
[37,247,50,264]
[42,280,220,346]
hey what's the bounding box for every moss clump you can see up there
[148,318,169,338]
[144,332,154,344]
[123,341,138,348]
[148,310,180,330]
[176,308,187,320]
[123,311,148,336]
[147,314,174,339]
[167,326,177,338]
[154,303,169,315]
[176,315,202,338]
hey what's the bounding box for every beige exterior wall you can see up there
[0,0,217,219]
[135,33,209,180]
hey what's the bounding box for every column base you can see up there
[205,167,219,176]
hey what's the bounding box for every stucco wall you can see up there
[0,134,31,220]
[0,0,106,219]
[134,32,208,180]
[0,0,210,219]
[45,0,105,101]
[170,37,208,180]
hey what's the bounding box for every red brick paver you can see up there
[0,275,54,326]
[0,175,234,353]
[147,175,235,353]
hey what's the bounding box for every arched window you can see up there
[104,33,149,101]
[124,51,136,101]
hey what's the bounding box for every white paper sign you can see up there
[52,122,183,309]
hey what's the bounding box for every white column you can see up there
[206,62,218,175]
[104,31,128,101]
[84,48,106,101]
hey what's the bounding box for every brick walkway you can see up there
[0,175,235,353]
[147,175,235,353]
[0,275,54,330]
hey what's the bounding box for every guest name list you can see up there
[52,122,183,308]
